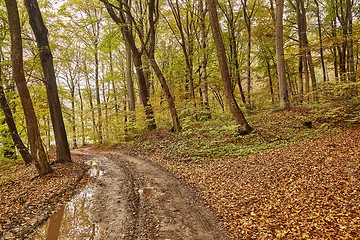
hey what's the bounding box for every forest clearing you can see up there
[0,0,360,239]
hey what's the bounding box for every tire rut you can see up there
[83,149,228,240]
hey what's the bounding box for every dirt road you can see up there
[77,149,228,240]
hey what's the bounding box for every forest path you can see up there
[75,149,228,240]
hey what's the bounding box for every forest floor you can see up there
[121,125,360,239]
[0,154,90,239]
[0,106,359,239]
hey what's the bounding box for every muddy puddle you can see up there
[30,159,103,240]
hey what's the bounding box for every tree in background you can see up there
[218,0,247,106]
[207,0,252,134]
[275,0,290,110]
[102,0,157,131]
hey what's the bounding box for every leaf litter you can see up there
[123,125,359,239]
[0,154,90,239]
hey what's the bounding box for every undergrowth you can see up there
[125,101,359,162]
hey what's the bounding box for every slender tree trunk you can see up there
[149,59,181,131]
[207,0,252,134]
[77,82,85,146]
[241,0,257,107]
[299,0,316,100]
[125,43,135,112]
[224,4,247,106]
[275,0,290,110]
[265,58,275,104]
[24,0,71,163]
[346,0,356,82]
[109,51,119,113]
[148,0,181,131]
[71,90,77,149]
[245,23,251,106]
[102,0,156,130]
[304,52,310,102]
[331,16,339,81]
[0,79,32,164]
[5,0,52,176]
[293,0,303,103]
[167,0,196,110]
[294,0,316,101]
[297,54,304,103]
[314,0,327,82]
[94,44,103,144]
[84,61,97,140]
[125,34,136,128]
[198,0,211,119]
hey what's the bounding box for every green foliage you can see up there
[125,105,357,164]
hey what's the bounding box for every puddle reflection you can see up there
[31,186,98,240]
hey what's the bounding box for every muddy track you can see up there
[78,149,228,240]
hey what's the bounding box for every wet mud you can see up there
[31,149,228,239]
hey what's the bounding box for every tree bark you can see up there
[314,0,327,82]
[0,78,32,165]
[94,41,103,144]
[198,0,211,118]
[5,0,52,176]
[77,82,85,146]
[241,0,257,107]
[207,0,252,134]
[84,61,97,140]
[24,0,71,163]
[124,5,136,131]
[102,0,157,131]
[147,0,181,131]
[275,0,290,110]
[221,1,247,106]
[167,0,196,109]
[346,0,356,82]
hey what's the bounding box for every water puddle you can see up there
[138,187,163,198]
[87,160,104,177]
[30,159,103,240]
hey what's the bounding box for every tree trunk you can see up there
[5,0,52,176]
[149,59,181,131]
[265,58,275,104]
[102,0,156,131]
[198,0,211,119]
[71,89,77,149]
[242,5,252,107]
[167,0,196,110]
[0,79,32,165]
[346,0,356,82]
[222,1,247,106]
[125,26,136,132]
[331,15,339,81]
[275,0,290,110]
[314,0,327,82]
[148,0,181,131]
[84,61,97,140]
[77,82,85,146]
[207,0,252,134]
[298,0,316,100]
[94,43,103,144]
[24,0,71,163]
[294,0,316,101]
